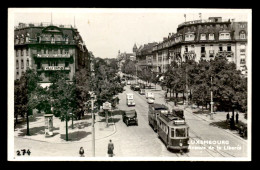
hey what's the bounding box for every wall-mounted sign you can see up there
[44,66,64,71]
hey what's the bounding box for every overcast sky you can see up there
[11,8,251,59]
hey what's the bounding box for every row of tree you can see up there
[121,57,247,114]
[163,57,247,113]
[14,57,122,135]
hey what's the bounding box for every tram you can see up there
[157,111,189,151]
[148,103,169,131]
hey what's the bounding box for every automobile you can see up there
[122,110,138,126]
[133,85,140,91]
[127,81,131,85]
[130,84,135,90]
[139,89,145,95]
[147,97,155,104]
[146,92,154,99]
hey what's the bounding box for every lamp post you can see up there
[210,76,214,120]
[90,92,96,157]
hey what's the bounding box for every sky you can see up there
[10,8,251,59]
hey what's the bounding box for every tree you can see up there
[14,69,42,135]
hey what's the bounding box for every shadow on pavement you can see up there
[60,131,91,141]
[68,121,91,129]
[209,120,229,129]
[18,126,59,136]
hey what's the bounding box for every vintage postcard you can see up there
[8,8,251,161]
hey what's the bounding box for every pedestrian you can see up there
[79,147,84,157]
[226,112,230,123]
[107,139,114,157]
[239,125,244,137]
[236,112,239,124]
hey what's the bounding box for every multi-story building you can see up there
[152,17,248,75]
[14,22,89,84]
[135,42,158,71]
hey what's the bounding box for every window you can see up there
[219,33,230,40]
[185,46,188,52]
[37,62,41,69]
[21,59,24,69]
[17,72,19,76]
[51,35,55,44]
[65,48,69,54]
[200,34,206,40]
[201,45,205,53]
[209,34,214,40]
[16,50,19,57]
[37,48,41,54]
[26,49,29,56]
[176,128,186,137]
[240,32,246,39]
[65,62,69,67]
[44,48,47,54]
[54,48,58,54]
[227,45,231,52]
[191,45,195,52]
[240,24,245,28]
[171,128,174,138]
[219,45,223,51]
[26,59,29,67]
[241,58,246,64]
[21,49,23,56]
[210,54,214,57]
[16,60,19,69]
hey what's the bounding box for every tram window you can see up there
[176,128,186,137]
[187,128,189,137]
[171,128,175,138]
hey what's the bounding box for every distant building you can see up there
[152,17,248,75]
[14,22,89,84]
[117,44,137,71]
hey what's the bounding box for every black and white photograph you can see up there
[8,8,251,161]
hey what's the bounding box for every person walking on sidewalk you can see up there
[79,147,85,157]
[107,139,114,157]
[226,112,230,123]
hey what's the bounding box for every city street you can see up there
[14,80,247,158]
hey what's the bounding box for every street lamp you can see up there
[89,91,96,157]
[210,76,214,120]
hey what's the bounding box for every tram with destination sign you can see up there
[157,111,189,152]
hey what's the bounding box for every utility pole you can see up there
[136,65,137,84]
[186,66,189,107]
[210,76,214,120]
[66,112,68,141]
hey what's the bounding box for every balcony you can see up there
[183,51,196,60]
[34,53,72,58]
[178,19,230,28]
[15,39,76,45]
[201,51,206,57]
[216,50,234,57]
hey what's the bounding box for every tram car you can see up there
[157,111,189,152]
[148,103,169,132]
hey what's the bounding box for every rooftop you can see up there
[15,22,76,30]
[178,17,232,28]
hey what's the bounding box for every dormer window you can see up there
[185,33,195,41]
[26,59,29,67]
[51,35,55,44]
[240,31,246,39]
[200,34,206,40]
[219,33,230,40]
[15,35,19,44]
[209,33,214,40]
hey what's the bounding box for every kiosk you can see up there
[44,114,53,137]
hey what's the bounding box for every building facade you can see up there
[152,17,248,75]
[14,22,89,83]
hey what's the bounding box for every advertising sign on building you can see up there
[44,66,65,71]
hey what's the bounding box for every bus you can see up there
[126,93,135,106]
[157,112,189,152]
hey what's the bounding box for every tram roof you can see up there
[150,103,168,109]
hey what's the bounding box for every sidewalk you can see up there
[14,113,116,144]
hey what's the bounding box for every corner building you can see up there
[152,17,248,75]
[14,23,89,84]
